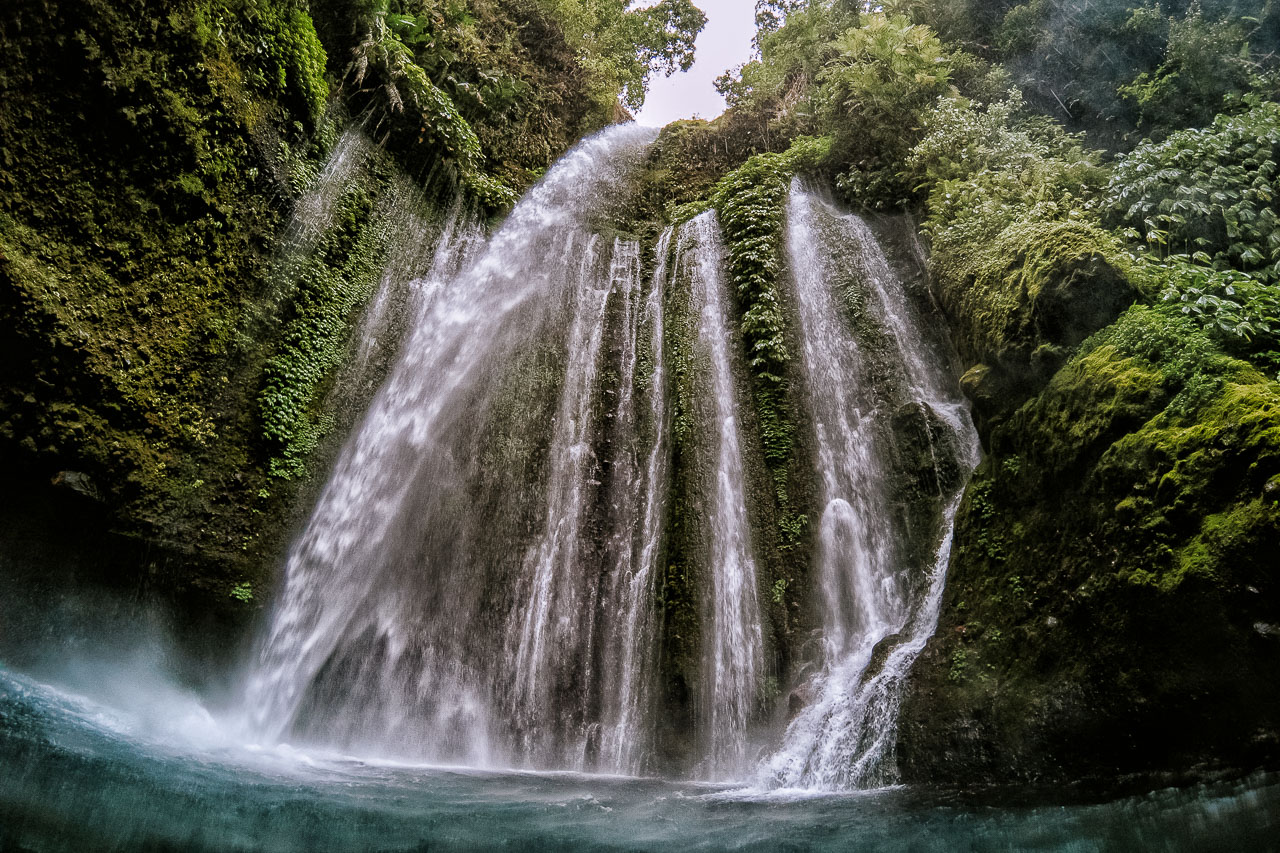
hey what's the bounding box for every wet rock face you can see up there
[1032,253,1133,357]
[889,402,966,501]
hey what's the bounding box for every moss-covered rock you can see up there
[899,306,1280,783]
[652,244,709,768]
[932,217,1138,434]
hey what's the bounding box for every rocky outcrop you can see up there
[932,219,1137,436]
[900,306,1280,783]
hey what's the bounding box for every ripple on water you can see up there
[2,668,1279,853]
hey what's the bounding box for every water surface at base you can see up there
[2,668,1277,852]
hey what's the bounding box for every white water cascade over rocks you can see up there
[245,130,977,788]
[597,227,673,775]
[759,181,980,790]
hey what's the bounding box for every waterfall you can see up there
[760,181,980,790]
[676,213,764,780]
[597,228,673,775]
[245,128,977,785]
[507,232,612,765]
[243,125,661,769]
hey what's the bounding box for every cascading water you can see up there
[243,125,665,770]
[674,213,764,780]
[246,129,972,785]
[760,181,981,790]
[597,228,672,775]
[507,232,612,765]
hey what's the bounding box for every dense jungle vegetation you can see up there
[1,0,1278,783]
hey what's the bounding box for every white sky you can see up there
[634,0,759,127]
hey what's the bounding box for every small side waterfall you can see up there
[244,125,662,770]
[676,213,764,779]
[280,128,372,259]
[760,182,980,790]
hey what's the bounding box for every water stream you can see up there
[760,181,981,790]
[675,212,765,780]
[597,228,672,775]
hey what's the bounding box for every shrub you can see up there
[1105,99,1280,282]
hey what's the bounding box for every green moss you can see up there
[1173,499,1280,587]
[703,139,832,685]
[937,218,1135,371]
[259,186,395,478]
[651,235,706,764]
[0,0,304,538]
[709,137,830,470]
[187,0,330,124]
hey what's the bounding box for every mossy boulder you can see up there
[933,218,1137,435]
[899,306,1280,783]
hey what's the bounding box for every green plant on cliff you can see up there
[718,1,855,139]
[1148,257,1280,374]
[259,186,395,479]
[346,0,514,206]
[900,88,1134,401]
[1105,98,1280,281]
[950,0,1278,144]
[194,0,330,122]
[908,90,1106,252]
[711,136,829,469]
[1048,307,1280,594]
[822,12,956,206]
[1118,6,1262,137]
[335,0,706,207]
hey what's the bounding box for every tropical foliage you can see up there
[1106,99,1280,280]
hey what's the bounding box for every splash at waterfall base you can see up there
[5,666,1278,853]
